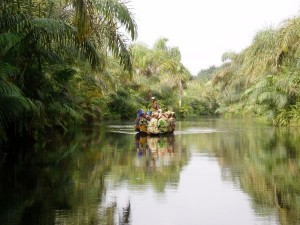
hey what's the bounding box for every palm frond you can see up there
[104,27,133,71]
[48,101,84,122]
[0,33,20,56]
[0,95,35,129]
[221,51,237,62]
[278,17,300,54]
[0,2,101,65]
[96,0,137,40]
[0,79,22,96]
[0,62,19,77]
[238,28,281,79]
[243,76,272,101]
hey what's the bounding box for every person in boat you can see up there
[148,96,160,112]
[134,109,144,131]
[135,109,149,132]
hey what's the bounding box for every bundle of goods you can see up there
[134,109,175,134]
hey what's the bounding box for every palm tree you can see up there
[238,27,281,81]
[66,0,137,70]
[0,0,137,140]
[131,39,191,111]
[242,75,287,114]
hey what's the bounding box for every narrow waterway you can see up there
[0,119,299,225]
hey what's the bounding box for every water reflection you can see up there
[182,123,300,225]
[106,134,189,194]
[0,120,299,225]
[135,134,175,168]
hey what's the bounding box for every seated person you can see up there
[148,96,160,112]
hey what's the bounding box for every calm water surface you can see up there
[0,119,299,225]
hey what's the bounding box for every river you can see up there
[0,118,299,225]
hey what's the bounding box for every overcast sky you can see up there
[129,0,300,75]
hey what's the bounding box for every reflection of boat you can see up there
[135,133,175,158]
[134,109,175,135]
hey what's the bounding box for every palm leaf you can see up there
[237,28,281,80]
[278,17,300,54]
[0,95,35,129]
[95,0,137,40]
[1,7,103,69]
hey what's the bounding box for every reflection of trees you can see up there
[0,126,189,225]
[0,127,132,225]
[187,126,300,225]
[119,202,131,225]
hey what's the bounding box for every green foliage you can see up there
[0,69,36,135]
[177,104,190,118]
[0,0,137,143]
[108,88,140,119]
[196,65,217,81]
[188,99,215,116]
[2,0,300,145]
[130,39,192,114]
[205,14,300,125]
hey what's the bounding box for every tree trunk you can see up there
[178,79,183,108]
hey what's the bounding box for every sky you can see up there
[129,0,300,75]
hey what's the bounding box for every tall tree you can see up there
[0,0,137,140]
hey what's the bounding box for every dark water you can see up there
[0,119,299,225]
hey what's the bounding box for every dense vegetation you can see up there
[197,17,300,126]
[0,0,137,142]
[1,1,300,143]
